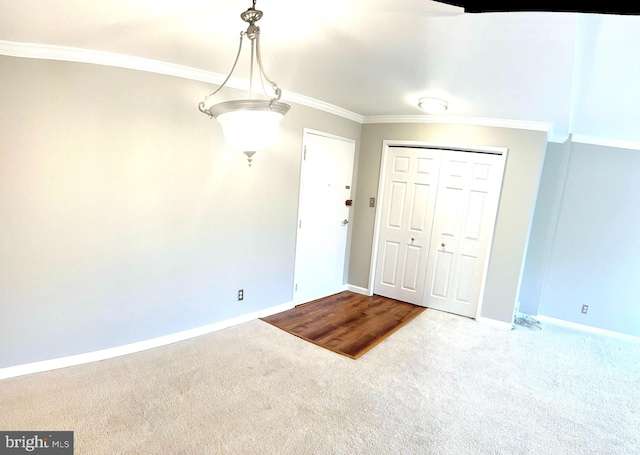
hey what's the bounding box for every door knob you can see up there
[342,219,349,225]
[441,243,446,248]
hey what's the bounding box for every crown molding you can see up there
[0,39,220,83]
[363,114,554,133]
[7,40,620,139]
[0,40,363,124]
[571,134,640,151]
[284,92,364,123]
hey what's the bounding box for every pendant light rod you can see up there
[198,32,245,117]
[249,40,254,98]
[198,0,284,117]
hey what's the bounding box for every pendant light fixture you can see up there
[198,0,290,166]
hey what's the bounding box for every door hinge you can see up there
[295,283,298,292]
[299,220,302,228]
[304,146,307,161]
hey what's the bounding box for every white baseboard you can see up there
[536,315,640,342]
[346,284,370,296]
[0,301,294,381]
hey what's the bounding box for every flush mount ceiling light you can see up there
[198,0,290,167]
[418,97,448,114]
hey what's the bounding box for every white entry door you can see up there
[373,147,442,304]
[424,151,505,317]
[293,130,355,305]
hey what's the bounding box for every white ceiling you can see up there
[1,1,639,144]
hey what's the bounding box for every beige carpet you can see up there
[1,309,639,454]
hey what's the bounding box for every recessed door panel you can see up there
[448,160,466,178]
[431,249,453,298]
[417,157,435,174]
[454,254,477,303]
[387,181,407,228]
[464,190,487,241]
[409,183,432,232]
[381,241,400,286]
[402,245,422,291]
[393,156,411,173]
[472,163,491,181]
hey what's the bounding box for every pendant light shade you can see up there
[198,0,290,166]
[210,100,289,154]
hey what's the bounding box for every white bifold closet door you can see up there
[373,147,505,318]
[373,147,442,305]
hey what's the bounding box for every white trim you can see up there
[570,134,640,151]
[536,315,640,343]
[368,141,391,298]
[0,40,219,82]
[477,317,513,330]
[303,128,357,145]
[347,285,370,296]
[284,93,363,124]
[363,115,554,133]
[0,301,294,380]
[548,132,570,144]
[0,40,363,124]
[373,140,508,156]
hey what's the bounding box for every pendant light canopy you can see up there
[198,0,290,167]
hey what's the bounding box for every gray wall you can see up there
[536,142,640,337]
[518,138,571,315]
[0,56,361,369]
[348,123,548,324]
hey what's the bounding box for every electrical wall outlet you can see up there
[581,304,588,314]
[238,289,244,301]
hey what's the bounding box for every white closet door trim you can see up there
[369,140,508,319]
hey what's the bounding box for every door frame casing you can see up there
[293,128,357,305]
[368,140,508,319]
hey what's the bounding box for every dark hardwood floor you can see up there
[261,291,425,359]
